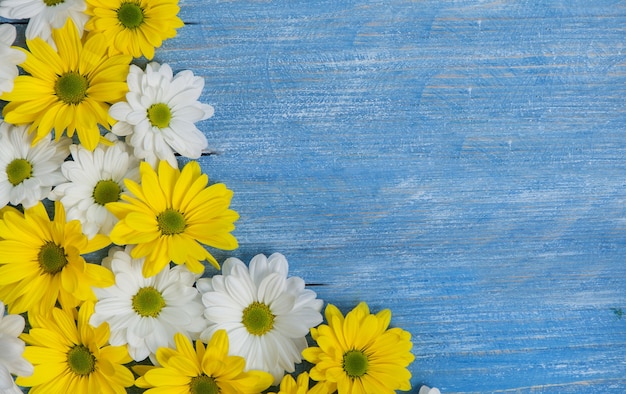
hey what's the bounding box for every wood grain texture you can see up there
[6,0,626,392]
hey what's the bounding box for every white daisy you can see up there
[109,62,214,168]
[49,136,140,239]
[0,121,69,208]
[0,24,26,95]
[197,253,324,385]
[0,301,33,394]
[419,386,442,394]
[0,0,88,49]
[90,246,207,363]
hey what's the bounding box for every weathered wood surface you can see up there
[7,0,626,392]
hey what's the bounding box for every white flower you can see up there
[0,24,26,95]
[0,301,33,394]
[419,386,442,394]
[90,246,207,363]
[49,136,140,238]
[197,253,323,385]
[109,62,214,168]
[0,0,88,49]
[0,121,69,208]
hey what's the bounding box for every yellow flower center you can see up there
[6,158,32,186]
[242,302,274,336]
[189,375,220,394]
[38,242,68,275]
[67,345,96,376]
[117,2,145,29]
[342,349,369,378]
[55,72,88,105]
[44,0,65,6]
[93,180,121,206]
[157,209,186,236]
[132,287,166,317]
[147,103,172,128]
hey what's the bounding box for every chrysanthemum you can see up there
[0,19,131,151]
[110,62,214,168]
[0,121,69,208]
[268,372,335,394]
[49,136,140,238]
[0,301,33,394]
[90,245,207,363]
[0,0,88,48]
[0,201,113,315]
[16,302,134,392]
[0,24,26,95]
[197,253,323,384]
[302,302,415,394]
[135,331,273,394]
[85,0,184,60]
[107,160,239,277]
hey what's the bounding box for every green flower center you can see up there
[44,0,65,6]
[147,103,172,128]
[242,302,275,336]
[6,158,32,186]
[38,242,68,275]
[117,2,145,29]
[157,209,186,236]
[67,345,96,376]
[55,72,88,105]
[132,287,166,318]
[93,180,121,206]
[189,375,220,394]
[342,349,369,378]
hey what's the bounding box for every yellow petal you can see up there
[173,333,197,364]
[157,159,181,204]
[51,307,79,344]
[16,363,66,387]
[79,32,107,75]
[27,36,64,75]
[140,165,167,212]
[53,20,81,70]
[18,46,57,82]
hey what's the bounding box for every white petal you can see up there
[109,101,133,121]
[258,273,287,305]
[0,364,14,390]
[159,307,192,326]
[248,254,270,287]
[0,25,16,45]
[267,253,289,277]
[0,314,24,337]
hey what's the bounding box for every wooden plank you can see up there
[159,2,626,392]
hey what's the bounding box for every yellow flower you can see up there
[135,330,273,394]
[302,302,415,394]
[17,302,134,392]
[0,201,113,315]
[268,372,335,394]
[0,19,131,151]
[85,0,184,60]
[107,160,239,277]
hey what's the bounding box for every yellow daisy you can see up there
[268,372,335,394]
[107,160,239,277]
[0,201,113,315]
[302,302,415,394]
[0,19,131,151]
[16,302,134,393]
[85,0,184,60]
[135,330,273,393]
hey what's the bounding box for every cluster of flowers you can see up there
[0,0,426,393]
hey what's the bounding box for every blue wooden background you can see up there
[8,0,626,392]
